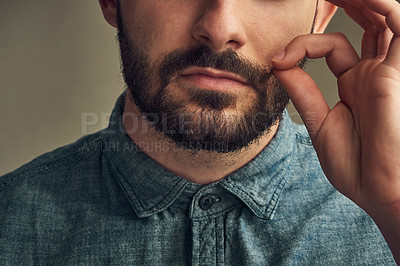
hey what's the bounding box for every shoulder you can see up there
[0,130,106,193]
[0,129,123,263]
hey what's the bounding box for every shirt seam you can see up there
[0,134,104,191]
[295,132,313,146]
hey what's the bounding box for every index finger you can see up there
[327,0,346,8]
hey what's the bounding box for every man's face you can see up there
[117,0,316,153]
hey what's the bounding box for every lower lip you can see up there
[180,74,247,92]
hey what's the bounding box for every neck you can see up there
[122,90,279,185]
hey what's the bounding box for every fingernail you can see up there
[272,50,286,62]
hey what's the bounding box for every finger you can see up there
[327,0,346,8]
[377,28,394,57]
[345,4,393,59]
[361,27,380,59]
[361,26,393,59]
[272,33,360,78]
[273,66,330,140]
[361,0,400,35]
[343,3,383,30]
[331,0,400,33]
[385,37,400,66]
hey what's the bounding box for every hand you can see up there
[272,0,400,261]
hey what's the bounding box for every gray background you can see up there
[0,1,362,175]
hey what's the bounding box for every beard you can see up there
[116,4,298,153]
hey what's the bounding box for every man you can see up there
[1,0,400,264]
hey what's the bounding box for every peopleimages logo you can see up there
[81,113,111,134]
[81,111,317,135]
[78,139,233,153]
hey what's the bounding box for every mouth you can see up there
[179,67,249,93]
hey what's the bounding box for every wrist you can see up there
[366,202,400,264]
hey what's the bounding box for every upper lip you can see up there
[180,67,248,85]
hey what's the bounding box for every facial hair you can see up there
[116,3,302,153]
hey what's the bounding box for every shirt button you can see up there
[199,195,220,210]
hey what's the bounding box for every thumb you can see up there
[273,66,330,140]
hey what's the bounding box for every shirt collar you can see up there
[103,92,296,219]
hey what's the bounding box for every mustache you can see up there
[158,46,273,92]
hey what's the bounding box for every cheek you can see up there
[250,22,309,65]
[244,3,316,64]
[124,3,194,64]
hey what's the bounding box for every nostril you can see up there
[202,35,210,42]
[195,34,211,46]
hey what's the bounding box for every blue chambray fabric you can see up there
[0,92,395,265]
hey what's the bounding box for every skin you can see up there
[100,0,400,262]
[272,0,400,261]
[99,0,335,184]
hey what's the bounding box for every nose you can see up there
[192,0,247,51]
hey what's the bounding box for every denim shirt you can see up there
[0,93,395,265]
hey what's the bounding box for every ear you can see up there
[313,0,337,33]
[99,0,118,28]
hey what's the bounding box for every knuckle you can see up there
[291,34,311,44]
[330,32,348,41]
[329,32,352,47]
